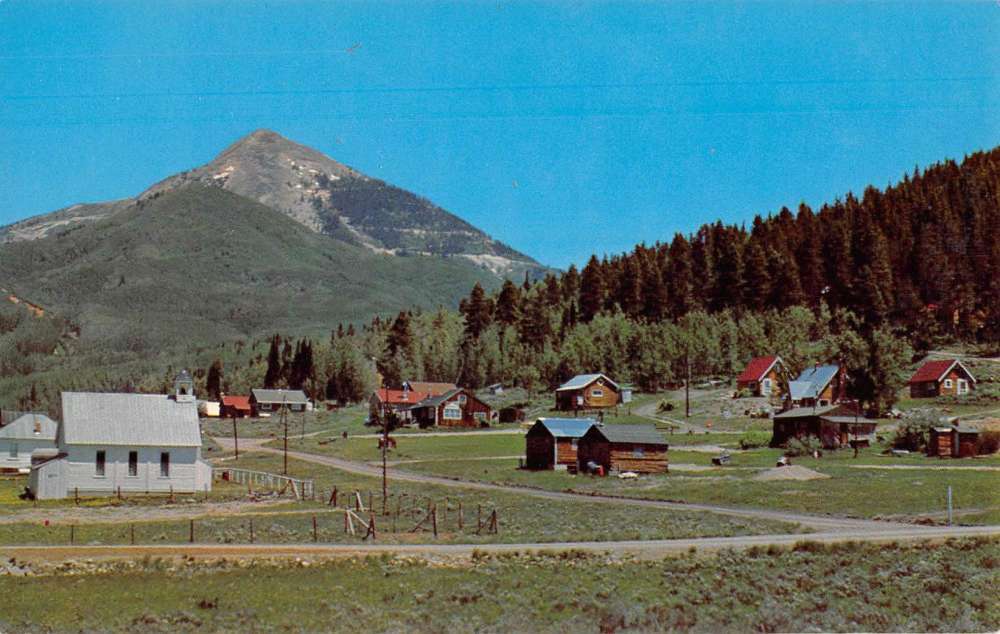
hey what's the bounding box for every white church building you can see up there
[29,371,212,499]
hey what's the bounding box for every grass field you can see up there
[1,538,997,632]
[0,454,804,547]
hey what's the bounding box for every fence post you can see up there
[117,486,122,500]
[355,491,360,512]
[250,518,254,544]
[313,515,318,542]
[947,485,953,526]
[189,519,194,543]
[329,487,338,506]
[344,509,349,534]
[130,524,135,545]
[74,487,79,505]
[432,504,438,539]
[458,502,463,530]
[70,524,75,544]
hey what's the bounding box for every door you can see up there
[957,379,969,395]
[761,378,772,396]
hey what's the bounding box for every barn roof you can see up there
[736,355,781,382]
[588,424,668,446]
[908,359,976,385]
[221,395,252,411]
[790,365,840,399]
[531,418,596,438]
[251,388,309,405]
[556,373,619,392]
[61,392,201,447]
[0,412,58,441]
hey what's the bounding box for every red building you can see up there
[736,355,785,397]
[409,388,495,428]
[908,360,976,398]
[220,395,252,419]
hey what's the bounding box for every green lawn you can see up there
[2,539,997,632]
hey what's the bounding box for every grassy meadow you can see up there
[1,539,997,632]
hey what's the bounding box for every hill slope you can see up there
[0,184,502,348]
[2,129,545,279]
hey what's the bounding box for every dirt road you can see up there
[213,436,920,532]
[5,524,999,563]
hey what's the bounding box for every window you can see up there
[761,379,772,395]
[128,451,138,477]
[95,450,106,476]
[570,439,578,449]
[944,379,953,389]
[458,393,467,404]
[957,380,969,395]
[443,404,462,420]
[160,452,170,477]
[592,389,604,398]
[9,442,17,458]
[632,446,645,458]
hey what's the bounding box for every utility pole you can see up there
[381,414,390,515]
[281,395,288,475]
[232,414,239,460]
[685,348,691,419]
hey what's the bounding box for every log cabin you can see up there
[576,425,668,474]
[408,388,495,428]
[524,418,596,470]
[736,355,785,398]
[555,373,621,411]
[927,425,980,458]
[787,364,847,408]
[908,359,976,398]
[770,403,876,449]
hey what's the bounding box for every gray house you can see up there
[0,412,58,473]
[28,372,212,500]
[250,388,309,416]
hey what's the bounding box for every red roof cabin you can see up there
[908,360,976,398]
[736,355,785,398]
[369,387,429,425]
[220,395,252,419]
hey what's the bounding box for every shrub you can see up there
[785,437,817,457]
[738,430,771,450]
[977,430,1000,455]
[657,400,675,413]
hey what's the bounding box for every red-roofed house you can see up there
[736,355,786,398]
[220,395,252,419]
[908,359,976,398]
[369,387,429,425]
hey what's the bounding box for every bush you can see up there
[657,400,675,413]
[977,430,1000,455]
[738,430,771,450]
[785,437,817,457]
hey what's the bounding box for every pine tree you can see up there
[460,283,493,340]
[578,255,606,323]
[264,335,281,388]
[494,280,521,327]
[205,359,223,400]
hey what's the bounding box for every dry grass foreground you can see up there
[1,538,998,632]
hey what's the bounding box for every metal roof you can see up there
[61,392,201,447]
[251,388,309,404]
[556,373,619,392]
[773,405,839,419]
[819,416,875,425]
[411,388,463,409]
[531,418,596,438]
[0,412,58,441]
[790,365,840,399]
[588,424,668,446]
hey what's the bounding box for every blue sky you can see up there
[2,1,998,269]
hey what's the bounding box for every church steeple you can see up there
[174,369,195,403]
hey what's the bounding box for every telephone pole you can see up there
[281,395,288,475]
[685,349,691,419]
[381,415,390,515]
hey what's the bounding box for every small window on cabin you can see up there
[160,452,170,478]
[128,451,138,477]
[95,450,106,476]
[443,405,462,420]
[944,379,953,389]
[458,394,467,404]
[592,389,604,398]
[632,446,645,458]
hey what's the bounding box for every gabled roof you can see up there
[908,359,976,385]
[586,424,668,446]
[61,392,201,447]
[411,388,463,409]
[530,418,596,438]
[737,355,781,383]
[221,395,252,411]
[556,373,619,392]
[374,388,429,406]
[403,381,457,396]
[790,365,840,399]
[0,413,58,442]
[251,388,309,405]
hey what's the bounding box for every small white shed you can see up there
[0,413,58,473]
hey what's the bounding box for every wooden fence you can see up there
[214,467,314,500]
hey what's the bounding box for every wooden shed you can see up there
[908,360,976,398]
[736,355,785,398]
[576,425,668,474]
[928,425,980,458]
[771,404,876,450]
[524,418,595,470]
[555,373,621,411]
